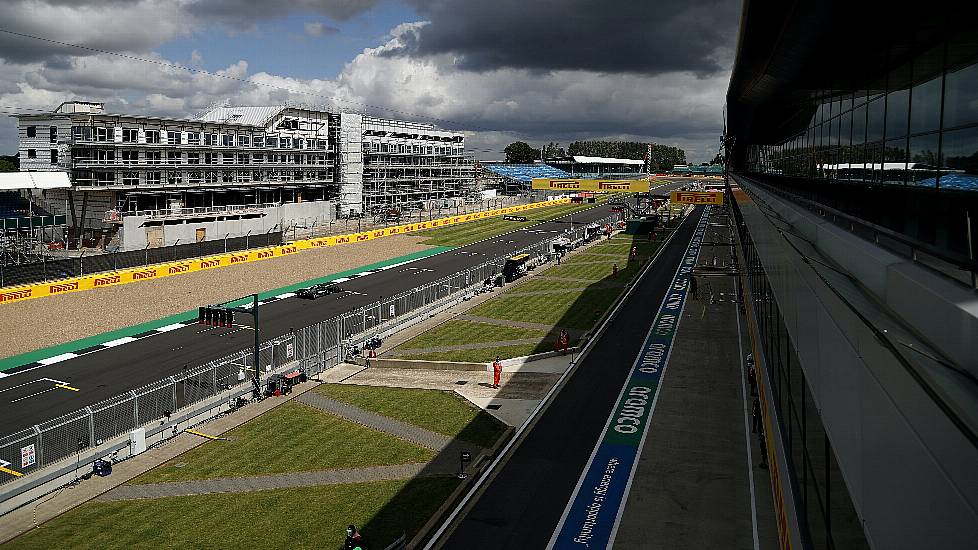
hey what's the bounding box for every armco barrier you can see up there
[0,198,571,305]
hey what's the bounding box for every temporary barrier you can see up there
[0,198,571,305]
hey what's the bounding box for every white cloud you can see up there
[0,17,725,163]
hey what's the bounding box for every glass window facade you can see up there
[734,200,871,550]
[747,39,978,191]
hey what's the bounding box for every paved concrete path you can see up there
[455,314,585,336]
[530,275,604,284]
[297,392,451,451]
[98,464,434,501]
[385,338,544,357]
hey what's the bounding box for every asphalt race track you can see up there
[437,205,704,549]
[0,180,694,437]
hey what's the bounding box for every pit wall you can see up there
[0,198,571,305]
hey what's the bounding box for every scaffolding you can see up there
[359,116,476,212]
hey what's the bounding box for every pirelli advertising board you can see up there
[531,178,650,193]
[0,198,570,305]
[670,190,724,205]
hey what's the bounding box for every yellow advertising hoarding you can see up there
[670,191,724,205]
[0,198,571,305]
[531,178,650,193]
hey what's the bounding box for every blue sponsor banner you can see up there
[550,206,710,549]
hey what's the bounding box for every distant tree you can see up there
[504,141,541,163]
[0,159,16,172]
[567,140,687,170]
[541,142,566,159]
[710,153,723,165]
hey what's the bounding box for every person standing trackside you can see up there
[689,275,699,300]
[751,397,762,434]
[492,356,503,389]
[630,245,637,260]
[612,263,619,278]
[344,524,364,550]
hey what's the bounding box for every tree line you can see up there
[503,140,688,171]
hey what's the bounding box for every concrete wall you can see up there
[118,200,335,250]
[735,176,978,550]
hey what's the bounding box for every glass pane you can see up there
[866,141,884,182]
[939,125,978,191]
[867,98,885,142]
[908,133,940,187]
[852,104,867,147]
[883,139,908,184]
[943,62,978,129]
[826,441,871,549]
[910,76,942,134]
[841,94,853,113]
[840,110,852,147]
[885,88,910,140]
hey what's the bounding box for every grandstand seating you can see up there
[0,192,26,219]
[484,164,571,183]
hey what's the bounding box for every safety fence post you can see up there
[131,390,139,429]
[33,425,43,467]
[85,406,95,449]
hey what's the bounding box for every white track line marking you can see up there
[156,323,185,333]
[275,292,296,299]
[102,337,137,347]
[37,353,78,365]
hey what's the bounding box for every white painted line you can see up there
[0,372,8,378]
[156,323,185,333]
[11,388,56,403]
[354,271,374,276]
[331,277,351,283]
[102,336,137,347]
[37,353,79,365]
[275,292,296,299]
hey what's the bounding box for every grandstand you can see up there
[482,163,571,195]
[545,155,645,179]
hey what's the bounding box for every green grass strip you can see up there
[131,401,433,484]
[397,343,562,365]
[396,320,548,350]
[6,477,460,550]
[0,246,452,372]
[413,200,608,247]
[317,384,507,448]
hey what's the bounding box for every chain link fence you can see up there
[0,215,612,488]
[0,231,283,287]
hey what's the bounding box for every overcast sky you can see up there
[0,0,738,162]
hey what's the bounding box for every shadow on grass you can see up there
[350,212,691,548]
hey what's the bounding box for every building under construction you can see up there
[12,101,474,250]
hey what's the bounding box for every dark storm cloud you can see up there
[0,0,379,64]
[392,0,739,75]
[186,0,379,26]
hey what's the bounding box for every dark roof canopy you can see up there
[726,1,977,147]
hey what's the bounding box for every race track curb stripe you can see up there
[547,206,710,550]
[0,247,451,374]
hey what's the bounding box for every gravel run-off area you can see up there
[0,235,433,359]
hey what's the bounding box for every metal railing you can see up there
[737,174,978,289]
[0,230,283,287]
[0,216,611,491]
[109,203,281,220]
